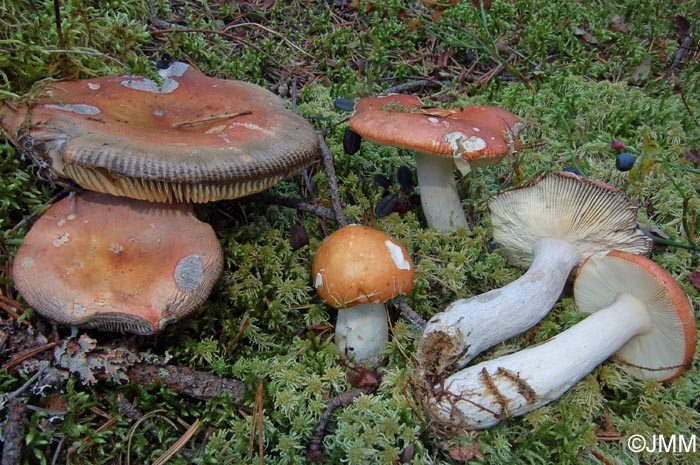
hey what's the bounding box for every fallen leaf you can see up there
[609,14,628,33]
[449,441,485,462]
[675,15,691,39]
[689,270,700,289]
[573,27,599,45]
[346,365,381,388]
[684,148,700,165]
[629,58,652,85]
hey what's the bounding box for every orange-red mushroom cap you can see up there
[312,225,415,309]
[349,94,523,172]
[12,191,223,334]
[0,63,319,203]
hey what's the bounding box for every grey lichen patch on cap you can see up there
[121,61,189,93]
[174,254,206,292]
[44,104,101,115]
[489,171,653,268]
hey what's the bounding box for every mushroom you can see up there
[0,62,319,203]
[12,191,223,334]
[417,172,653,377]
[418,250,696,430]
[312,225,415,363]
[349,94,523,232]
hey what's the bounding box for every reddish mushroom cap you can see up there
[349,94,523,169]
[0,63,319,202]
[12,191,223,334]
[312,225,415,309]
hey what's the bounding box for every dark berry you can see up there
[343,128,362,154]
[615,152,635,171]
[333,98,356,112]
[610,140,626,151]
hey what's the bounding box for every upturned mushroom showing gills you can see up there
[418,250,696,430]
[312,225,415,364]
[417,171,653,378]
[12,191,223,335]
[349,94,523,232]
[0,62,319,203]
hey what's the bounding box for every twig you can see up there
[126,364,246,402]
[1,398,27,465]
[391,297,426,329]
[306,387,375,462]
[253,193,337,221]
[671,35,694,72]
[381,79,445,95]
[151,419,201,465]
[2,361,49,404]
[317,131,353,228]
[249,377,265,465]
[117,394,195,463]
[171,110,251,128]
[1,342,57,371]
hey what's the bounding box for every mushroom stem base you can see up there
[420,293,650,430]
[418,237,581,377]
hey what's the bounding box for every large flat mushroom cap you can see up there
[349,94,523,168]
[574,250,696,381]
[489,171,653,268]
[0,63,319,203]
[12,191,224,334]
[312,225,415,309]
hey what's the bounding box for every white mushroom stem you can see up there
[335,303,388,364]
[419,237,582,374]
[415,151,469,232]
[427,293,652,430]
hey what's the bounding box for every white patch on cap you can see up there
[314,272,324,288]
[227,122,270,133]
[174,255,204,292]
[120,62,189,94]
[88,83,101,90]
[153,108,165,117]
[44,103,101,115]
[72,303,86,315]
[444,131,487,155]
[53,232,71,247]
[384,240,411,270]
[161,61,190,77]
[427,117,439,123]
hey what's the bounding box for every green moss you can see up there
[1,0,699,464]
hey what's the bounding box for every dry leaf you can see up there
[629,58,652,84]
[448,441,485,462]
[689,270,700,289]
[609,14,629,33]
[346,365,381,388]
[684,148,700,165]
[572,27,599,45]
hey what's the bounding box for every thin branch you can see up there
[306,387,375,462]
[1,398,27,465]
[317,131,353,228]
